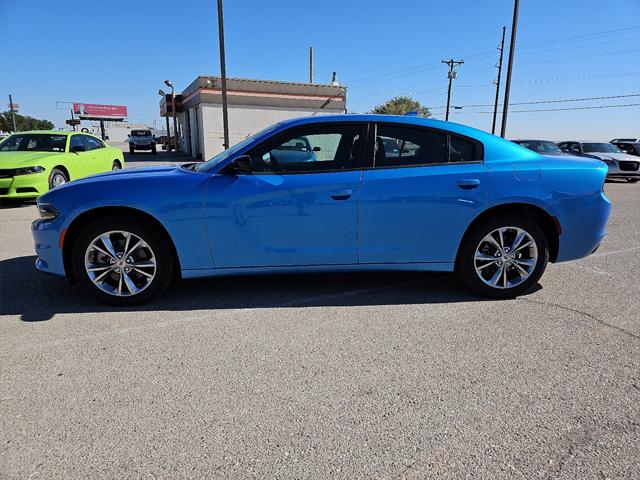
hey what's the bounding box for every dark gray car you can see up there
[512,139,572,156]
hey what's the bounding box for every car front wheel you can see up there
[457,215,549,298]
[71,216,174,305]
[49,168,68,189]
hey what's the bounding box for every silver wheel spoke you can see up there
[475,253,495,262]
[489,264,505,286]
[513,240,533,253]
[122,271,140,294]
[511,230,526,252]
[512,262,530,277]
[87,264,110,272]
[514,258,536,268]
[483,234,502,252]
[93,268,112,283]
[100,235,118,258]
[497,228,505,249]
[131,267,153,278]
[126,240,142,257]
[477,260,497,270]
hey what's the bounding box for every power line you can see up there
[451,103,640,114]
[429,93,640,109]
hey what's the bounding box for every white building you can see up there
[160,76,347,160]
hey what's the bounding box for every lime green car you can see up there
[0,131,124,199]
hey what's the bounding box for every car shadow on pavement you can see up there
[0,199,36,209]
[0,255,493,322]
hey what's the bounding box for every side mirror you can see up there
[312,146,321,152]
[70,145,86,153]
[226,155,253,174]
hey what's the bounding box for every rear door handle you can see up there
[457,179,480,190]
[330,189,353,201]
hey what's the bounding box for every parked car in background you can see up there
[512,139,571,156]
[611,137,640,143]
[557,141,639,182]
[32,115,611,305]
[128,129,157,154]
[610,140,640,157]
[0,131,124,199]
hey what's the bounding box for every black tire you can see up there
[112,161,121,171]
[129,146,135,153]
[151,145,157,154]
[457,214,549,298]
[48,168,68,189]
[71,216,175,305]
[627,178,639,183]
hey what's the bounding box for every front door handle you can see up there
[457,179,480,190]
[330,189,353,201]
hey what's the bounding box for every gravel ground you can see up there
[1,154,638,479]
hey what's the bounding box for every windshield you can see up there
[582,143,622,153]
[518,141,562,153]
[0,133,67,152]
[131,130,151,136]
[195,124,279,172]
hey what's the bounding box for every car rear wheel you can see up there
[457,215,549,298]
[49,168,68,189]
[151,145,157,154]
[71,216,174,305]
[129,146,135,153]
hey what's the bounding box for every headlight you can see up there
[13,166,45,176]
[38,202,59,220]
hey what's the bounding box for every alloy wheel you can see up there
[84,230,157,296]
[474,226,538,289]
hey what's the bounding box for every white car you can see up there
[128,129,156,154]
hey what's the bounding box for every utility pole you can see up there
[217,0,230,150]
[8,95,17,132]
[492,27,506,135]
[309,46,313,83]
[501,0,520,138]
[441,59,464,121]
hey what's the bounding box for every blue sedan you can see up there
[32,115,611,305]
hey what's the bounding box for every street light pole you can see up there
[500,0,520,138]
[8,95,17,132]
[159,89,172,151]
[217,0,230,150]
[165,80,179,152]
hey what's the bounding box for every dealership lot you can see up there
[1,154,639,478]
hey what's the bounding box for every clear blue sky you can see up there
[1,0,638,140]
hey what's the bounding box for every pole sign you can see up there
[8,103,19,112]
[72,103,127,119]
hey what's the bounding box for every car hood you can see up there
[584,152,637,161]
[74,165,180,183]
[0,151,61,168]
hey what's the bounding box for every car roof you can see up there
[275,114,499,141]
[9,130,72,135]
[512,139,557,142]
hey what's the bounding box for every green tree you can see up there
[371,96,431,117]
[0,111,54,133]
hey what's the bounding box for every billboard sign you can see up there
[73,103,127,119]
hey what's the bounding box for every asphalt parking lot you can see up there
[1,151,639,479]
